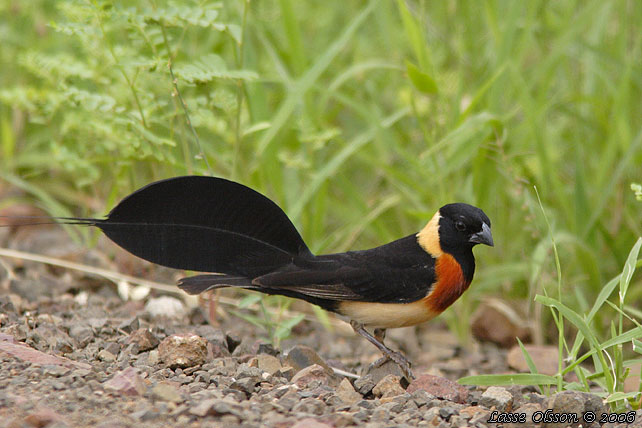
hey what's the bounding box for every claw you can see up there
[351,321,415,381]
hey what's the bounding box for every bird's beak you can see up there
[470,223,494,247]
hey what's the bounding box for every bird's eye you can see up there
[455,221,466,232]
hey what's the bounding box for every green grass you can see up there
[461,226,642,410]
[1,0,641,393]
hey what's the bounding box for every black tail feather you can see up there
[178,274,254,295]
[0,215,97,227]
[3,176,311,278]
[94,176,311,275]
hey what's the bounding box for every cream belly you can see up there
[337,298,440,329]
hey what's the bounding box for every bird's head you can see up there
[418,203,493,258]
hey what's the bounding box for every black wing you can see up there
[253,234,436,304]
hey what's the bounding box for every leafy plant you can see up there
[461,192,642,411]
[1,1,641,348]
[230,294,305,348]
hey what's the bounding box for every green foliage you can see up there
[231,293,305,347]
[461,230,642,410]
[633,183,642,202]
[1,0,641,356]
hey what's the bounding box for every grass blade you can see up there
[459,373,557,386]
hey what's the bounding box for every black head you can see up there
[438,203,493,254]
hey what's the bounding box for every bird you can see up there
[2,175,493,379]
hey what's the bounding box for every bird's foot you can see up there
[371,351,415,381]
[350,321,415,381]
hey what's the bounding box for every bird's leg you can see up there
[370,328,390,370]
[350,321,415,380]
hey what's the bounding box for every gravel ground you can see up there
[1,228,640,428]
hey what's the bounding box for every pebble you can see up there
[291,364,338,389]
[471,299,530,347]
[480,386,513,411]
[507,344,560,375]
[144,297,186,319]
[354,374,376,395]
[251,354,282,375]
[372,374,405,398]
[117,317,140,334]
[335,378,362,404]
[103,367,146,396]
[363,358,407,384]
[158,334,208,369]
[285,345,333,373]
[97,349,116,362]
[407,374,469,403]
[127,328,159,352]
[0,271,620,428]
[68,324,94,348]
[291,418,333,428]
[151,381,183,403]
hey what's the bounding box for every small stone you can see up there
[189,398,242,418]
[354,374,376,395]
[23,407,66,428]
[471,299,530,347]
[258,342,279,356]
[147,350,160,366]
[439,406,458,421]
[230,377,258,395]
[71,369,91,380]
[291,418,333,428]
[579,392,607,420]
[336,378,361,405]
[254,354,282,376]
[87,318,108,330]
[127,328,159,352]
[130,407,157,422]
[0,295,17,314]
[97,349,116,362]
[43,365,71,377]
[372,374,405,398]
[480,386,513,412]
[225,332,241,353]
[54,338,73,354]
[144,296,185,319]
[231,337,259,357]
[235,364,262,379]
[285,345,332,373]
[371,406,391,422]
[151,381,183,403]
[292,398,325,416]
[68,324,93,348]
[276,366,295,381]
[0,340,90,370]
[546,391,594,428]
[460,405,491,422]
[193,325,230,358]
[422,407,442,425]
[277,390,299,411]
[104,341,121,355]
[406,374,468,404]
[507,344,559,376]
[363,358,407,384]
[117,317,139,334]
[411,389,435,407]
[158,333,208,369]
[505,403,542,428]
[328,412,356,427]
[355,399,375,410]
[291,364,337,388]
[103,367,146,396]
